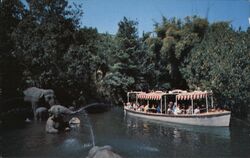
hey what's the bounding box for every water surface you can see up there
[1,107,250,157]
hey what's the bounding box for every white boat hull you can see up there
[124,107,231,127]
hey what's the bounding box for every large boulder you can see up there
[86,145,122,158]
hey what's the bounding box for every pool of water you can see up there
[1,107,250,157]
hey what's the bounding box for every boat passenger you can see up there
[200,104,206,113]
[186,105,192,114]
[194,106,200,114]
[174,104,182,115]
[139,105,144,111]
[172,102,177,112]
[132,103,137,110]
[150,104,157,113]
[127,102,132,109]
[167,107,172,114]
[168,102,173,108]
[144,104,149,112]
[156,105,161,113]
[180,105,186,114]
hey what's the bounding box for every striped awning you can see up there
[176,91,210,100]
[137,91,166,100]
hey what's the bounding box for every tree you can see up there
[11,0,87,105]
[99,17,141,104]
[147,16,208,89]
[181,22,250,118]
[0,0,25,98]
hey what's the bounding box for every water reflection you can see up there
[125,114,231,139]
[124,112,235,157]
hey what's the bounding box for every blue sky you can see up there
[72,0,249,35]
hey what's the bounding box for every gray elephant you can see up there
[23,87,55,119]
[86,145,122,158]
[46,105,78,133]
[35,107,48,121]
[48,105,76,115]
[46,114,69,133]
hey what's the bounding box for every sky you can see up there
[72,0,249,36]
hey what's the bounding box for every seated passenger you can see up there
[152,104,156,110]
[186,105,192,114]
[167,102,173,114]
[194,106,200,114]
[132,103,137,110]
[127,102,132,109]
[167,107,173,114]
[172,102,177,112]
[200,104,206,113]
[139,105,144,111]
[150,104,157,113]
[174,104,182,115]
[168,102,173,109]
[180,105,185,114]
[144,104,149,112]
[156,105,161,113]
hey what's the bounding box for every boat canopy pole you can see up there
[160,97,162,114]
[127,92,129,103]
[206,94,208,113]
[191,99,194,114]
[211,95,214,108]
[175,96,177,107]
[136,94,138,105]
[164,96,167,114]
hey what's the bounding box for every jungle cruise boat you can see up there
[124,90,231,126]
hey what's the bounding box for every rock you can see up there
[86,145,122,158]
[25,118,31,123]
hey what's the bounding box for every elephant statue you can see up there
[48,105,75,116]
[46,105,80,133]
[45,114,70,133]
[68,106,75,111]
[35,107,48,121]
[86,145,122,158]
[23,87,56,120]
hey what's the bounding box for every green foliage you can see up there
[181,22,250,117]
[0,0,25,97]
[0,0,249,118]
[146,16,208,89]
[99,17,140,104]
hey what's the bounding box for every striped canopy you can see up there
[176,91,210,100]
[137,91,166,100]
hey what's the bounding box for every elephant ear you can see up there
[23,87,44,102]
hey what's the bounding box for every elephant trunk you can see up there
[48,99,55,106]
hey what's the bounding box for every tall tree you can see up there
[0,0,25,98]
[100,17,141,104]
[181,22,250,118]
[148,16,208,89]
[11,0,85,104]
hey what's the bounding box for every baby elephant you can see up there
[86,145,122,158]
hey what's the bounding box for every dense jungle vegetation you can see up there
[0,0,249,118]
